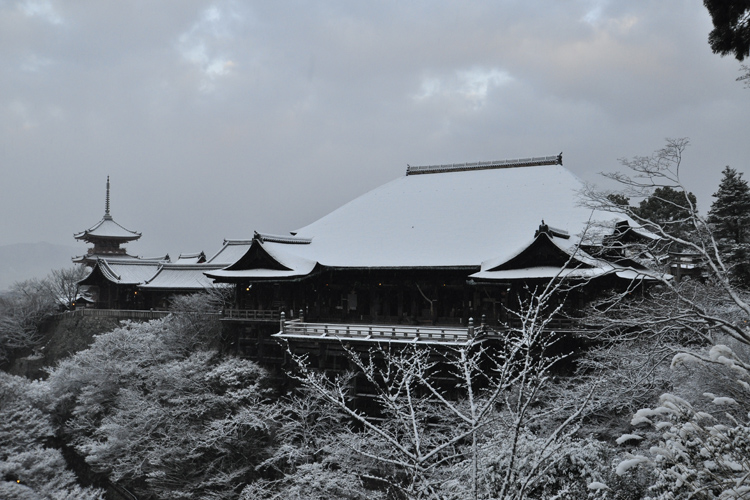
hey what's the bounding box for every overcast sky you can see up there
[1,0,748,260]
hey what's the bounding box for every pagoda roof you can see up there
[208,156,635,282]
[74,215,142,242]
[73,252,168,265]
[74,177,141,242]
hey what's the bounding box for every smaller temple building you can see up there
[73,178,237,309]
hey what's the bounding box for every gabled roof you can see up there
[483,231,597,273]
[206,234,317,281]
[205,239,255,265]
[602,220,660,246]
[209,157,628,282]
[469,229,653,281]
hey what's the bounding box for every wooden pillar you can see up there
[370,288,380,321]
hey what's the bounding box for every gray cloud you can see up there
[0,0,747,262]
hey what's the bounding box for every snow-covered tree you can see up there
[45,307,278,499]
[633,186,698,241]
[243,389,381,499]
[0,371,104,500]
[707,166,750,287]
[615,345,750,499]
[0,266,90,364]
[582,138,750,347]
[0,279,56,364]
[44,266,88,310]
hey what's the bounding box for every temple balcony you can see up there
[221,309,282,322]
[273,314,584,346]
[275,317,477,345]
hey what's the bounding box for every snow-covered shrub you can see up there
[476,430,611,500]
[615,345,750,499]
[240,463,384,500]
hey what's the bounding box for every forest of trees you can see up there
[1,141,749,499]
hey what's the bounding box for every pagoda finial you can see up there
[105,176,111,218]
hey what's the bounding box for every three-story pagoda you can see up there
[73,176,142,265]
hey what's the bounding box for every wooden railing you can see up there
[56,308,281,323]
[276,315,478,345]
[505,317,578,331]
[275,314,584,345]
[55,309,172,320]
[222,309,281,322]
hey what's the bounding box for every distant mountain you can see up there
[0,242,80,291]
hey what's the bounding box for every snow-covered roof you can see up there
[73,251,140,263]
[207,235,317,281]
[470,266,611,280]
[205,239,255,265]
[208,159,627,281]
[175,251,206,264]
[79,258,166,286]
[140,264,227,290]
[74,215,141,242]
[292,162,612,267]
[469,229,656,281]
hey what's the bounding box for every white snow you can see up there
[631,408,659,426]
[587,481,609,490]
[289,164,622,268]
[616,455,651,475]
[709,344,735,362]
[671,352,701,368]
[711,396,737,406]
[616,433,644,445]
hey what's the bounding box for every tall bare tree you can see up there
[287,276,600,499]
[581,138,750,348]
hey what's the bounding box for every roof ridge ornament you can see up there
[534,220,570,239]
[253,231,312,245]
[104,176,112,219]
[405,153,563,176]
